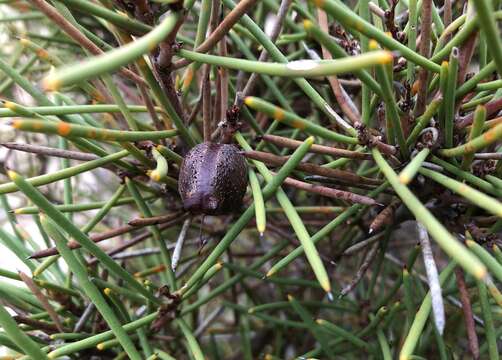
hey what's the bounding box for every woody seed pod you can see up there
[178,142,248,215]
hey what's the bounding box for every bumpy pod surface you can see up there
[178,142,248,215]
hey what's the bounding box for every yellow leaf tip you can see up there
[380,51,394,64]
[322,282,332,293]
[398,174,410,185]
[4,101,16,110]
[42,76,61,91]
[273,107,285,121]
[7,170,18,180]
[149,170,161,182]
[369,39,379,50]
[476,266,488,281]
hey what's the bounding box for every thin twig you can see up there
[273,174,379,206]
[219,37,229,120]
[414,0,433,115]
[339,241,379,297]
[317,8,360,124]
[455,267,480,360]
[89,215,189,265]
[342,232,385,256]
[174,0,259,69]
[18,271,65,332]
[138,81,164,132]
[73,302,95,332]
[457,97,502,128]
[202,63,212,141]
[239,0,292,98]
[457,4,478,85]
[244,150,381,185]
[128,212,183,226]
[368,1,386,19]
[2,142,99,161]
[14,314,60,333]
[171,218,191,271]
[29,224,141,258]
[474,152,502,160]
[443,0,452,36]
[30,213,183,259]
[194,306,224,337]
[261,134,372,159]
[27,0,146,86]
[417,222,445,334]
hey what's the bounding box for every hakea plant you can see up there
[0,0,501,358]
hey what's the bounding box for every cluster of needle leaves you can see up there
[0,0,501,359]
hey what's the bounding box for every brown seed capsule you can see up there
[178,142,248,215]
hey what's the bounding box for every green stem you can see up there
[399,148,430,185]
[43,12,180,89]
[244,97,358,144]
[407,97,443,148]
[57,0,151,34]
[46,312,158,358]
[302,20,382,96]
[0,305,48,359]
[370,41,407,157]
[0,150,129,195]
[248,169,266,235]
[8,170,160,305]
[177,48,393,77]
[40,216,142,360]
[471,0,502,76]
[461,105,487,170]
[11,119,177,142]
[310,0,441,72]
[399,261,457,360]
[372,149,487,280]
[477,280,499,359]
[466,240,502,283]
[419,167,502,218]
[439,123,502,157]
[444,47,458,148]
[266,183,387,277]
